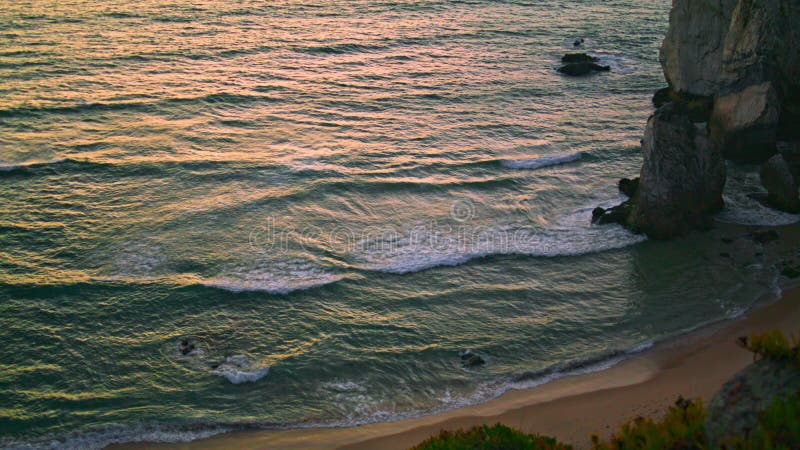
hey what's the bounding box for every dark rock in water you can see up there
[462,355,485,368]
[459,350,486,368]
[558,62,610,77]
[591,201,633,227]
[705,359,800,448]
[573,38,585,47]
[630,103,726,239]
[618,177,639,198]
[180,339,196,356]
[652,87,672,108]
[591,207,606,223]
[759,154,800,213]
[749,229,779,244]
[561,53,597,64]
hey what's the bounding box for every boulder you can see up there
[630,103,726,239]
[591,202,634,227]
[711,82,780,162]
[777,141,800,183]
[759,154,800,212]
[558,62,610,77]
[705,358,800,448]
[660,0,739,97]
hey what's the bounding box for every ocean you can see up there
[1,0,797,448]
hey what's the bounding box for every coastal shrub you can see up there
[728,390,800,450]
[589,397,706,450]
[410,424,572,450]
[742,329,799,365]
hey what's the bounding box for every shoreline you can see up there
[113,280,800,450]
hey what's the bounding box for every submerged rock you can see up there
[759,154,800,213]
[463,355,485,368]
[459,350,486,368]
[630,103,726,239]
[705,358,800,448]
[179,339,196,356]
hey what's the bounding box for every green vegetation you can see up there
[410,424,572,450]
[590,397,706,450]
[740,329,800,365]
[729,391,800,450]
[410,330,800,450]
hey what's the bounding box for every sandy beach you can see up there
[113,282,800,450]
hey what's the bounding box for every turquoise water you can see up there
[0,1,796,448]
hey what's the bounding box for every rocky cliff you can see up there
[661,0,800,163]
[602,0,800,239]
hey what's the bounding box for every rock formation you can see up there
[631,104,726,238]
[661,0,800,163]
[558,54,610,76]
[760,154,800,213]
[711,82,780,162]
[660,0,738,98]
[595,0,800,239]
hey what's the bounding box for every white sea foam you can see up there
[203,261,347,294]
[717,164,800,226]
[322,380,367,393]
[352,204,645,274]
[0,158,68,172]
[1,424,231,450]
[501,152,581,170]
[593,53,636,74]
[211,355,270,384]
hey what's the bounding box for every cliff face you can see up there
[662,0,800,103]
[612,0,800,239]
[660,0,800,162]
[659,0,738,98]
